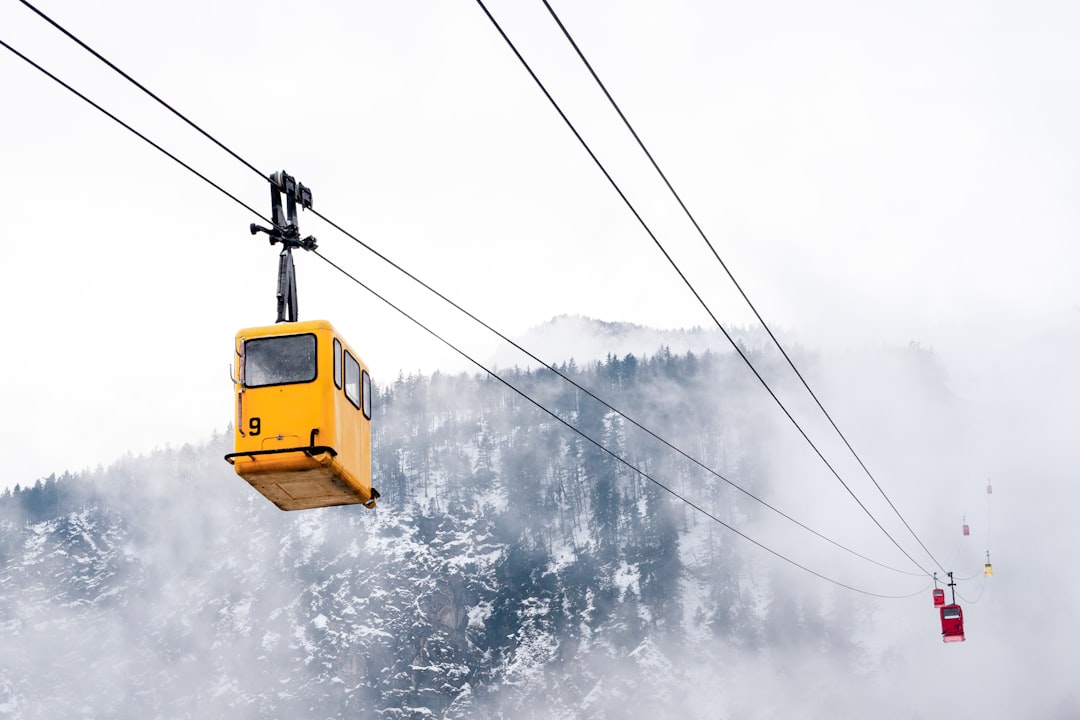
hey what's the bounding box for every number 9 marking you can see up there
[249,417,262,436]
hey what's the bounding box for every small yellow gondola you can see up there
[225,319,379,511]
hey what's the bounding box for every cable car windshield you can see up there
[245,334,317,387]
[943,607,961,619]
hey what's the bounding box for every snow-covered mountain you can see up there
[0,321,1055,718]
[490,315,777,371]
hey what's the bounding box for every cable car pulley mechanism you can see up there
[249,171,317,323]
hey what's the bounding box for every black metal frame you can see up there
[224,445,338,465]
[224,428,334,465]
[249,171,317,323]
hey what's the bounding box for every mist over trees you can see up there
[0,331,1068,718]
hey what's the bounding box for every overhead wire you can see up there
[538,0,947,576]
[956,574,987,604]
[0,37,267,223]
[314,248,927,600]
[14,0,266,183]
[471,0,935,578]
[7,0,926,579]
[308,208,924,578]
[0,26,929,600]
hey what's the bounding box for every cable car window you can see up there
[333,338,342,389]
[943,607,960,619]
[362,369,372,420]
[344,350,361,409]
[245,334,317,387]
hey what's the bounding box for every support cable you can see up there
[314,247,928,600]
[539,0,946,575]
[5,10,929,582]
[471,0,933,577]
[309,207,924,577]
[0,24,923,582]
[0,37,268,223]
[956,574,987,604]
[15,0,267,183]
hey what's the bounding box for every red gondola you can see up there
[962,518,970,536]
[940,604,966,643]
[933,588,945,607]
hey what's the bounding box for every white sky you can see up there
[1,0,1077,489]
[3,2,1080,710]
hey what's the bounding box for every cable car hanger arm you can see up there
[249,171,317,323]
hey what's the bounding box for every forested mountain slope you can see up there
[1,342,943,718]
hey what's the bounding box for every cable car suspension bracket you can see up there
[249,171,317,323]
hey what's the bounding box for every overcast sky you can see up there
[1,0,1077,489]
[3,2,1080,712]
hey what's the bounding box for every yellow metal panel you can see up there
[230,320,375,511]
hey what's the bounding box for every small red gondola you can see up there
[940,604,965,643]
[933,588,945,607]
[962,520,970,536]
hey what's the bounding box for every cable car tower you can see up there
[226,172,379,511]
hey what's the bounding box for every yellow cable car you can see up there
[984,562,993,576]
[225,319,379,511]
